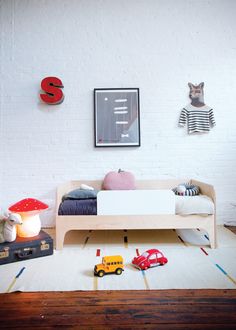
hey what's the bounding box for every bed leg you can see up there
[56,229,65,250]
[207,224,217,249]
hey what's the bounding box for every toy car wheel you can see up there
[98,270,105,277]
[115,268,123,275]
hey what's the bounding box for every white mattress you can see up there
[175,194,215,215]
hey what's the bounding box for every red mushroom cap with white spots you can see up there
[9,198,48,215]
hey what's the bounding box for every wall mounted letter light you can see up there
[40,76,64,104]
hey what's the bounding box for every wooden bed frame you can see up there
[56,179,216,250]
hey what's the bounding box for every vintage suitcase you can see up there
[0,230,53,265]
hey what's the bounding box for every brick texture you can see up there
[0,0,236,226]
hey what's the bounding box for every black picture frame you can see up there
[94,88,141,147]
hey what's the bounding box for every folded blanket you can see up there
[58,199,97,215]
[175,195,214,215]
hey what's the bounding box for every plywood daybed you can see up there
[56,179,216,250]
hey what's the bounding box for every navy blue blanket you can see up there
[58,199,97,215]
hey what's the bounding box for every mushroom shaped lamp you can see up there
[8,198,48,238]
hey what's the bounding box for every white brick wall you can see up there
[1,0,236,226]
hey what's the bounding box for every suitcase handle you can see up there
[15,248,35,259]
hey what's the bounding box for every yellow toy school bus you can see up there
[94,255,124,277]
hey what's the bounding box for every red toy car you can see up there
[132,249,168,270]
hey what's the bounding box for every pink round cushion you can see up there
[102,170,136,190]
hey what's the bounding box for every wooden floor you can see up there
[1,226,236,329]
[1,290,236,329]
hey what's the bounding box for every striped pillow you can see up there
[172,183,200,196]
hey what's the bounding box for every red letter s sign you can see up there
[40,77,64,104]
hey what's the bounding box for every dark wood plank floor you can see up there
[1,226,236,329]
[1,290,236,329]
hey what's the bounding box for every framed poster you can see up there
[94,88,140,147]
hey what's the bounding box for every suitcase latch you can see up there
[0,247,9,259]
[41,240,49,251]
